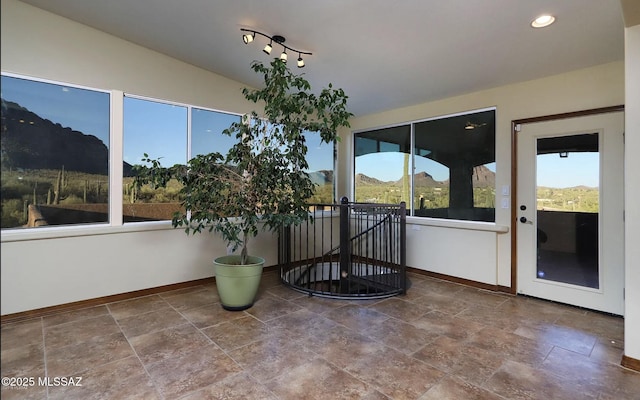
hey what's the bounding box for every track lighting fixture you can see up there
[241,28,312,68]
[465,121,487,130]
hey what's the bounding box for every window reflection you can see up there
[123,97,187,221]
[191,107,240,157]
[354,125,411,205]
[122,104,335,220]
[1,74,110,228]
[304,130,335,204]
[354,109,495,222]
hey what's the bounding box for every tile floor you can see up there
[1,271,639,399]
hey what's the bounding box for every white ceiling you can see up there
[19,0,625,117]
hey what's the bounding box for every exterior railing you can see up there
[279,197,406,299]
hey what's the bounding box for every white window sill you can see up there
[1,221,173,243]
[406,216,509,233]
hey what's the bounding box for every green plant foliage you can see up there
[132,59,353,264]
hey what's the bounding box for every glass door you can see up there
[516,112,624,315]
[535,134,600,289]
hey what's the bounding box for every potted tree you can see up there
[132,59,352,310]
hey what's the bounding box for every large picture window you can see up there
[123,102,335,221]
[1,74,337,231]
[354,109,496,222]
[1,74,111,228]
[122,98,243,222]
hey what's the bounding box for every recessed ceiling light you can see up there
[531,15,555,28]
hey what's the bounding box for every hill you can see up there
[471,165,495,188]
[1,99,134,175]
[355,173,386,185]
[407,171,443,187]
[357,165,495,188]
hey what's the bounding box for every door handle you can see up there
[520,216,533,225]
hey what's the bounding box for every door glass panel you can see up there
[535,133,599,288]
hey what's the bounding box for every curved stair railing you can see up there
[292,211,394,286]
[279,197,406,299]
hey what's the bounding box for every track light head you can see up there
[297,55,305,68]
[263,41,272,55]
[242,32,254,44]
[465,121,487,130]
[280,50,288,62]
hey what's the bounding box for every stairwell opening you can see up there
[279,197,407,299]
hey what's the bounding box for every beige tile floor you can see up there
[1,271,639,399]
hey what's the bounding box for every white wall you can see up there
[339,62,624,288]
[406,224,499,285]
[624,23,640,362]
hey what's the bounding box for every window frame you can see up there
[0,72,113,233]
[352,107,498,225]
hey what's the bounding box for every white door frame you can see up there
[511,105,624,314]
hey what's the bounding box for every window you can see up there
[122,96,187,222]
[123,99,336,221]
[354,109,496,222]
[122,97,243,222]
[191,107,240,157]
[304,130,336,204]
[1,74,337,230]
[354,125,411,204]
[233,119,335,205]
[1,74,111,228]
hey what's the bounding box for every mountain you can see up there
[471,165,495,188]
[355,173,386,186]
[437,165,496,188]
[357,166,495,188]
[408,171,443,187]
[1,99,134,175]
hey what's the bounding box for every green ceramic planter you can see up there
[213,255,265,311]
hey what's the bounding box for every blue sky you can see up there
[123,98,188,166]
[122,98,334,171]
[2,75,110,144]
[537,153,599,188]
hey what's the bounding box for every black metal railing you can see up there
[279,197,406,299]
